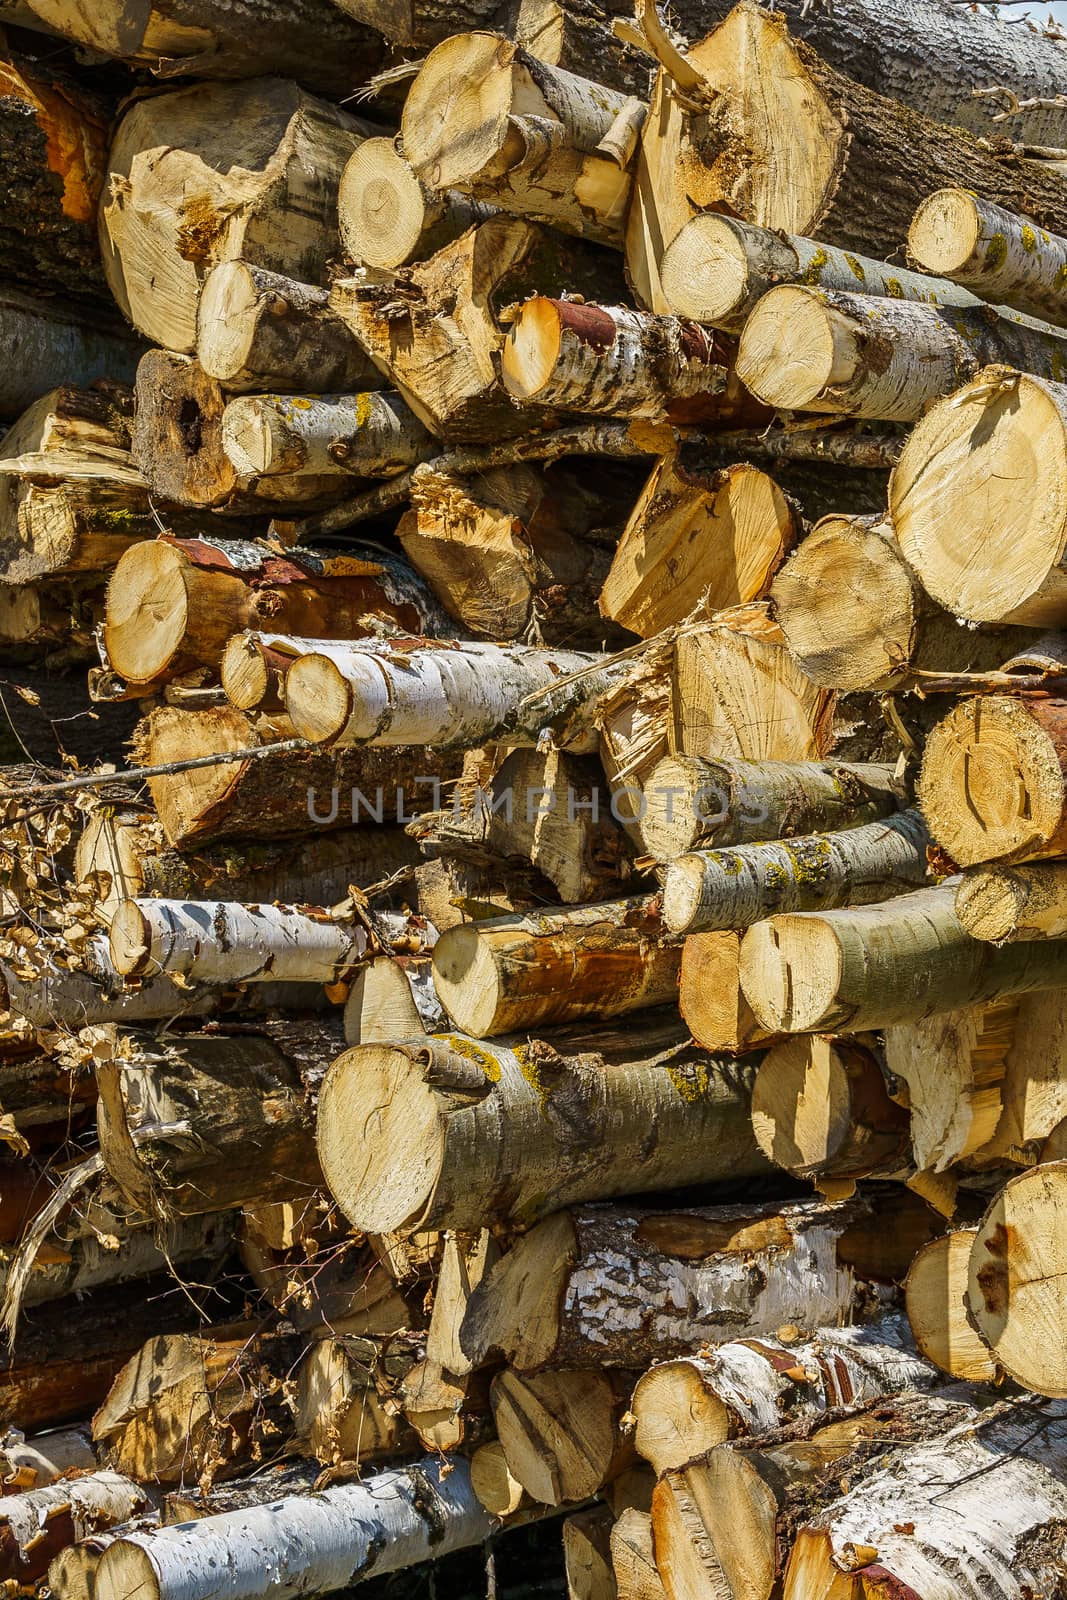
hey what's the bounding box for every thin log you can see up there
[339,140,497,270]
[315,1018,769,1234]
[678,931,784,1056]
[344,957,443,1046]
[904,1230,999,1382]
[909,188,1067,329]
[0,1424,96,1490]
[563,1505,615,1600]
[0,1472,152,1587]
[221,392,434,492]
[957,862,1067,941]
[611,1509,664,1600]
[1,1212,233,1313]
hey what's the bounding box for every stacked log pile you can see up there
[4,3,1067,1599]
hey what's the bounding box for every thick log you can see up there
[13,0,383,94]
[783,1399,1067,1600]
[196,263,379,395]
[293,1335,418,1467]
[339,140,496,270]
[662,813,930,936]
[904,1230,998,1383]
[502,300,758,427]
[0,1472,152,1587]
[492,1367,635,1506]
[400,34,639,248]
[93,1328,303,1484]
[94,1456,498,1600]
[638,754,898,862]
[909,189,1067,330]
[957,862,1067,942]
[138,706,461,849]
[967,1162,1067,1396]
[679,931,783,1056]
[654,1395,974,1600]
[460,1197,901,1373]
[920,696,1067,866]
[329,219,625,442]
[736,286,1067,422]
[102,81,379,352]
[105,538,448,688]
[891,367,1067,626]
[630,1314,937,1476]
[431,898,681,1037]
[598,456,795,637]
[283,637,631,754]
[221,392,434,492]
[315,1018,769,1234]
[738,883,1067,1035]
[751,1036,911,1186]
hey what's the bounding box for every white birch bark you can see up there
[631,1316,936,1476]
[910,190,1067,331]
[221,392,433,483]
[0,1472,152,1584]
[0,1424,95,1488]
[662,811,930,935]
[956,862,1067,942]
[108,898,382,984]
[93,1457,497,1600]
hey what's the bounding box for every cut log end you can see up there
[220,634,271,713]
[196,261,268,387]
[340,139,432,269]
[631,1363,731,1478]
[660,854,705,934]
[432,924,503,1037]
[639,756,705,859]
[904,1230,997,1383]
[735,285,842,411]
[401,32,519,190]
[738,916,843,1034]
[104,541,190,686]
[659,213,751,326]
[285,654,353,745]
[908,187,984,278]
[954,867,1031,942]
[501,297,567,403]
[470,1440,527,1516]
[108,901,152,978]
[95,1541,159,1600]
[751,1035,905,1182]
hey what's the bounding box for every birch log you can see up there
[783,1400,1067,1600]
[967,1162,1067,1396]
[316,1020,768,1234]
[957,863,1067,942]
[0,1472,152,1586]
[400,34,639,247]
[920,697,1067,866]
[283,637,631,753]
[93,1457,498,1600]
[431,898,681,1037]
[769,515,1030,691]
[909,190,1067,330]
[735,286,1067,422]
[339,140,496,270]
[638,754,898,861]
[458,1197,897,1372]
[890,367,1067,626]
[661,213,980,332]
[904,1230,998,1383]
[221,392,434,489]
[2,1213,233,1312]
[631,1315,938,1476]
[196,262,381,394]
[738,885,1067,1035]
[662,812,931,935]
[0,1424,96,1489]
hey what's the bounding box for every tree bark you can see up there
[283,637,632,754]
[736,285,1067,422]
[891,367,1067,626]
[0,1424,96,1490]
[598,457,795,637]
[1,1212,233,1313]
[492,1367,635,1506]
[957,861,1067,942]
[431,897,681,1037]
[662,812,931,936]
[0,288,141,420]
[910,189,1067,331]
[195,263,379,395]
[638,753,898,861]
[339,140,498,270]
[0,1472,153,1586]
[94,1457,500,1600]
[292,1334,419,1467]
[967,1162,1067,1396]
[315,1018,769,1234]
[102,80,380,352]
[920,695,1067,865]
[630,1314,938,1477]
[678,931,784,1056]
[222,392,435,492]
[904,1229,998,1383]
[739,883,1067,1035]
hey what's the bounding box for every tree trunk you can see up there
[431,897,680,1037]
[661,213,981,332]
[15,0,383,95]
[751,1036,911,1187]
[292,1334,420,1467]
[612,1509,665,1600]
[957,862,1067,942]
[222,392,435,492]
[653,1395,974,1600]
[638,753,898,861]
[736,285,1067,422]
[94,1027,333,1215]
[678,931,784,1056]
[0,1472,153,1586]
[329,218,624,442]
[563,1505,616,1600]
[105,537,448,688]
[283,637,631,754]
[598,457,795,637]
[339,140,497,270]
[315,1018,769,1235]
[967,1162,1067,1396]
[904,1230,998,1383]
[502,300,760,427]
[459,1197,900,1372]
[630,1313,936,1477]
[101,79,380,351]
[739,883,1067,1035]
[93,1457,501,1600]
[138,706,462,849]
[891,368,1067,626]
[195,262,380,395]
[492,1367,636,1506]
[662,812,931,935]
[92,1327,304,1485]
[770,515,1031,692]
[783,1399,1067,1600]
[920,696,1067,865]
[400,34,640,247]
[910,189,1067,331]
